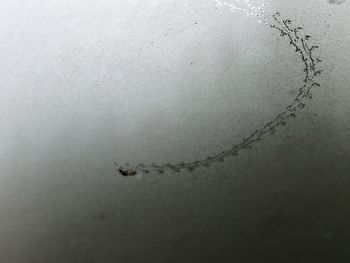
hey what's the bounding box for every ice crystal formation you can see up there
[116,5,323,176]
[214,0,267,24]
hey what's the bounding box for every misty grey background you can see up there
[0,0,349,262]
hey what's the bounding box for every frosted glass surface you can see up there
[0,1,349,262]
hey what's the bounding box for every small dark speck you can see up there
[190,62,194,65]
[96,214,106,220]
[327,0,345,4]
[118,168,137,176]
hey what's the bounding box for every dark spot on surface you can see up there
[97,214,106,220]
[118,168,137,176]
[327,0,345,4]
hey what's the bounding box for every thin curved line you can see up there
[116,12,323,176]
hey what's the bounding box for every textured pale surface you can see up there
[0,0,349,262]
